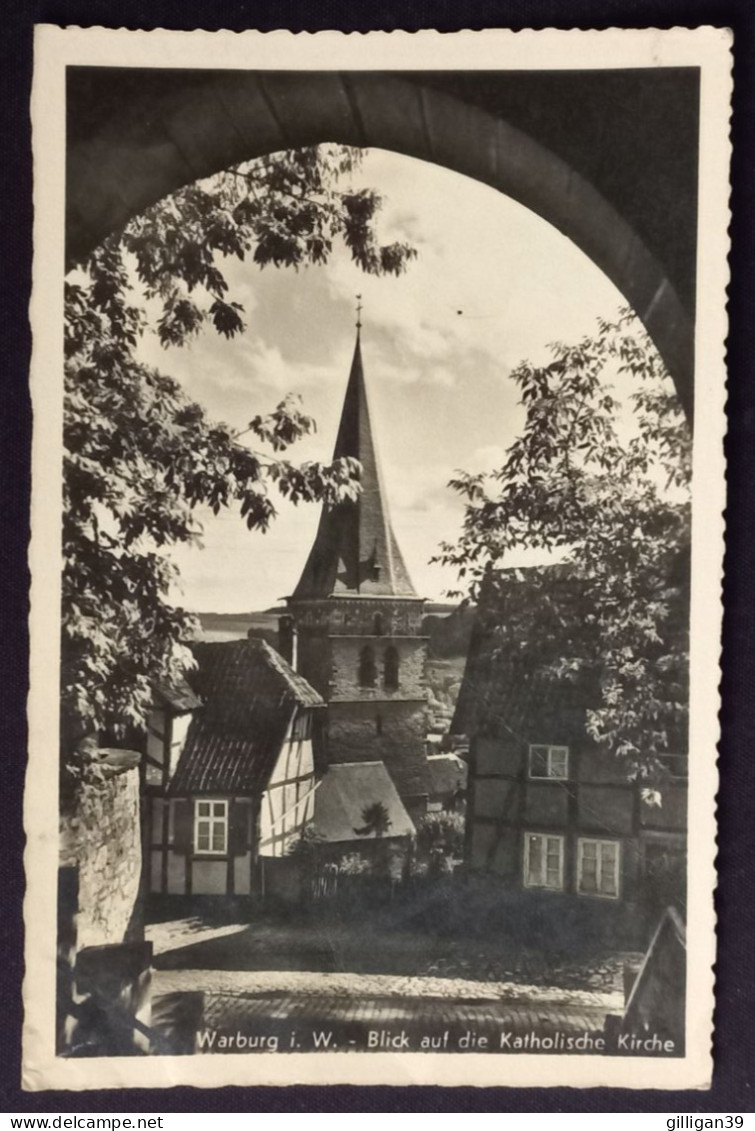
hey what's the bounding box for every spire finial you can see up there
[355,294,363,331]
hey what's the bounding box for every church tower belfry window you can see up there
[384,645,400,691]
[359,645,377,688]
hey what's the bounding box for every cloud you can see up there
[462,444,510,474]
[140,147,629,612]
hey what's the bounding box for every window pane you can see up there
[213,802,225,817]
[549,750,568,778]
[212,824,225,852]
[544,838,562,888]
[530,747,548,776]
[582,841,598,859]
[600,869,618,896]
[197,802,211,817]
[580,852,598,892]
[600,843,619,895]
[197,827,210,852]
[526,835,543,885]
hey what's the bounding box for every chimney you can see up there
[278,614,298,670]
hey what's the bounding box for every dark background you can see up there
[2,0,752,1114]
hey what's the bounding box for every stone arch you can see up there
[66,69,695,415]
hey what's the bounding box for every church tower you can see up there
[282,323,429,818]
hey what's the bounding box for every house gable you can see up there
[258,707,318,858]
[147,638,324,896]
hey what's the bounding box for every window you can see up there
[529,744,569,780]
[194,799,228,855]
[577,838,620,898]
[383,646,400,690]
[523,833,564,891]
[358,645,377,687]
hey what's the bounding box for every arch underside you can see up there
[66,68,698,417]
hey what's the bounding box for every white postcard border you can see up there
[23,24,732,1091]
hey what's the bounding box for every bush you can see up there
[337,852,372,877]
[416,811,465,876]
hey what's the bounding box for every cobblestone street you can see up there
[148,913,627,1050]
[147,911,639,996]
[195,989,617,1053]
[153,966,623,1012]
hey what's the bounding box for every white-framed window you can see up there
[577,838,621,898]
[194,799,228,855]
[529,744,569,780]
[523,832,565,891]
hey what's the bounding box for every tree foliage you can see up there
[353,801,393,838]
[437,309,691,786]
[63,145,416,753]
[415,811,465,876]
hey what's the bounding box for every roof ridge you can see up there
[258,638,325,706]
[328,760,385,769]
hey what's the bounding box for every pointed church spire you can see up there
[292,325,417,600]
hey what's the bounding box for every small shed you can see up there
[313,761,416,845]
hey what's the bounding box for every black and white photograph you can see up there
[23,26,730,1091]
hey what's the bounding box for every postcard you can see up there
[23,25,731,1090]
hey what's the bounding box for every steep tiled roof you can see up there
[452,653,599,745]
[292,332,418,599]
[451,565,688,753]
[153,676,202,714]
[313,761,416,843]
[451,568,603,743]
[169,638,323,795]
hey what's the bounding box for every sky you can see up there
[135,148,625,614]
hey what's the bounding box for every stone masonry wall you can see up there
[330,636,426,701]
[60,767,142,949]
[327,700,429,801]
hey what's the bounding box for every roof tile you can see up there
[169,638,323,795]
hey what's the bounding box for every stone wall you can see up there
[327,700,429,801]
[330,636,426,701]
[60,767,142,948]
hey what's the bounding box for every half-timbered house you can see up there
[452,569,687,946]
[145,637,325,899]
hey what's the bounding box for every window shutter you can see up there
[229,800,250,856]
[173,799,193,854]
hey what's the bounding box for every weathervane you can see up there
[356,294,363,330]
